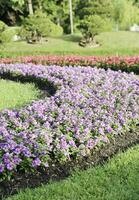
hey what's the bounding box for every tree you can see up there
[41,0,71,33]
[34,0,78,33]
[0,0,26,25]
[76,0,113,20]
[77,0,113,46]
[112,0,139,30]
[78,15,111,46]
[132,0,139,6]
[120,0,139,30]
[1,0,138,34]
[69,0,74,34]
[112,0,125,31]
[27,0,33,15]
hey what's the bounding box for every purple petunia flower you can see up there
[32,158,41,167]
[0,164,4,173]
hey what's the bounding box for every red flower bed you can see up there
[0,55,139,73]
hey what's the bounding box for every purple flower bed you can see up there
[0,63,138,181]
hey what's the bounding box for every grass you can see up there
[0,79,40,110]
[4,145,139,200]
[1,31,139,57]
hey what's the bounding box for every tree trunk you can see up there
[116,23,119,31]
[28,0,33,15]
[69,0,74,34]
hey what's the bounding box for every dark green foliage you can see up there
[0,0,26,25]
[39,0,72,33]
[133,0,139,6]
[0,0,139,33]
[76,0,113,20]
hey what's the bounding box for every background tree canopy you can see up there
[0,0,138,32]
[0,0,139,46]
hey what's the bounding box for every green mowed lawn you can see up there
[5,145,139,200]
[0,79,40,110]
[1,31,139,57]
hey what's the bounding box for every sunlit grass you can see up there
[0,79,40,110]
[1,31,139,57]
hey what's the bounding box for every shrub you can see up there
[0,21,7,33]
[50,24,63,37]
[78,15,112,46]
[19,11,63,43]
[0,20,8,43]
[0,27,20,43]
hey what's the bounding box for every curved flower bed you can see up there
[0,63,138,181]
[0,55,139,73]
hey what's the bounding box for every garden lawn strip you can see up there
[1,31,139,57]
[0,79,40,111]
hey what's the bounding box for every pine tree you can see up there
[76,0,113,20]
[78,0,113,46]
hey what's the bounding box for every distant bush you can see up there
[0,20,8,43]
[19,11,63,43]
[0,20,20,43]
[0,21,7,32]
[50,24,63,37]
[0,27,20,43]
[112,0,139,31]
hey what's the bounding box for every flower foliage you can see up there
[0,55,139,73]
[0,63,138,181]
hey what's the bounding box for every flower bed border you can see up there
[0,55,139,74]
